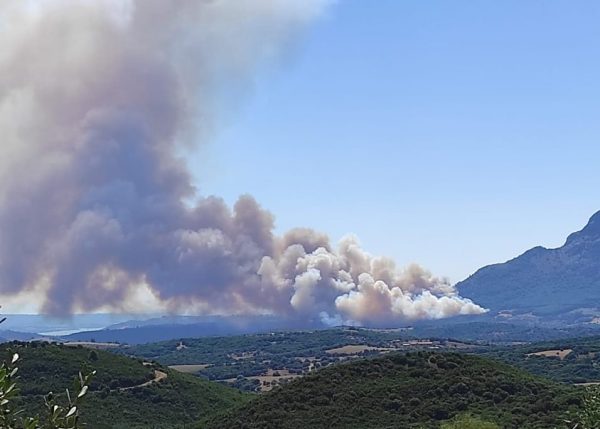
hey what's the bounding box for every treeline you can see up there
[479,336,600,384]
[203,352,581,428]
[1,342,248,428]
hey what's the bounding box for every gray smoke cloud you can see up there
[0,0,486,324]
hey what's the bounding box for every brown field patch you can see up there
[221,368,302,392]
[325,345,390,355]
[527,349,573,360]
[168,364,211,373]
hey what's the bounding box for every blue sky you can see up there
[192,0,600,283]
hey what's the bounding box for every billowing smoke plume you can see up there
[0,0,486,324]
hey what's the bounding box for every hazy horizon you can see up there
[1,1,598,323]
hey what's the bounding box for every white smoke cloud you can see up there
[260,235,486,325]
[0,0,486,324]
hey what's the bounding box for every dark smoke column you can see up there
[0,0,485,324]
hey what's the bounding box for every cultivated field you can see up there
[325,345,391,355]
[527,349,573,360]
[169,364,212,373]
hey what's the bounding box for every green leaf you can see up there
[66,406,77,418]
[77,385,88,398]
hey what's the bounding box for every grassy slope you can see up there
[1,342,249,429]
[204,352,581,429]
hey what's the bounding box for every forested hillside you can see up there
[479,336,600,384]
[119,328,473,391]
[204,352,581,429]
[1,342,248,429]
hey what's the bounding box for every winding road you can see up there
[119,370,168,391]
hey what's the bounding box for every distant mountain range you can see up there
[5,212,600,345]
[458,210,600,323]
[0,313,152,335]
[59,315,323,345]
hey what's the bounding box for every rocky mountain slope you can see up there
[458,211,600,321]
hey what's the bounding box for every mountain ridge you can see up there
[457,210,600,320]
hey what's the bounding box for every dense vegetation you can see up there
[120,328,476,390]
[121,328,411,365]
[479,336,600,384]
[0,342,154,394]
[204,352,581,429]
[0,352,94,429]
[8,335,600,428]
[411,321,600,343]
[76,370,249,429]
[121,327,600,394]
[2,342,249,428]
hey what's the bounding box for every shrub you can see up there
[440,414,500,429]
[0,352,94,429]
[569,385,600,429]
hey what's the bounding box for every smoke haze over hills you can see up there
[0,0,485,325]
